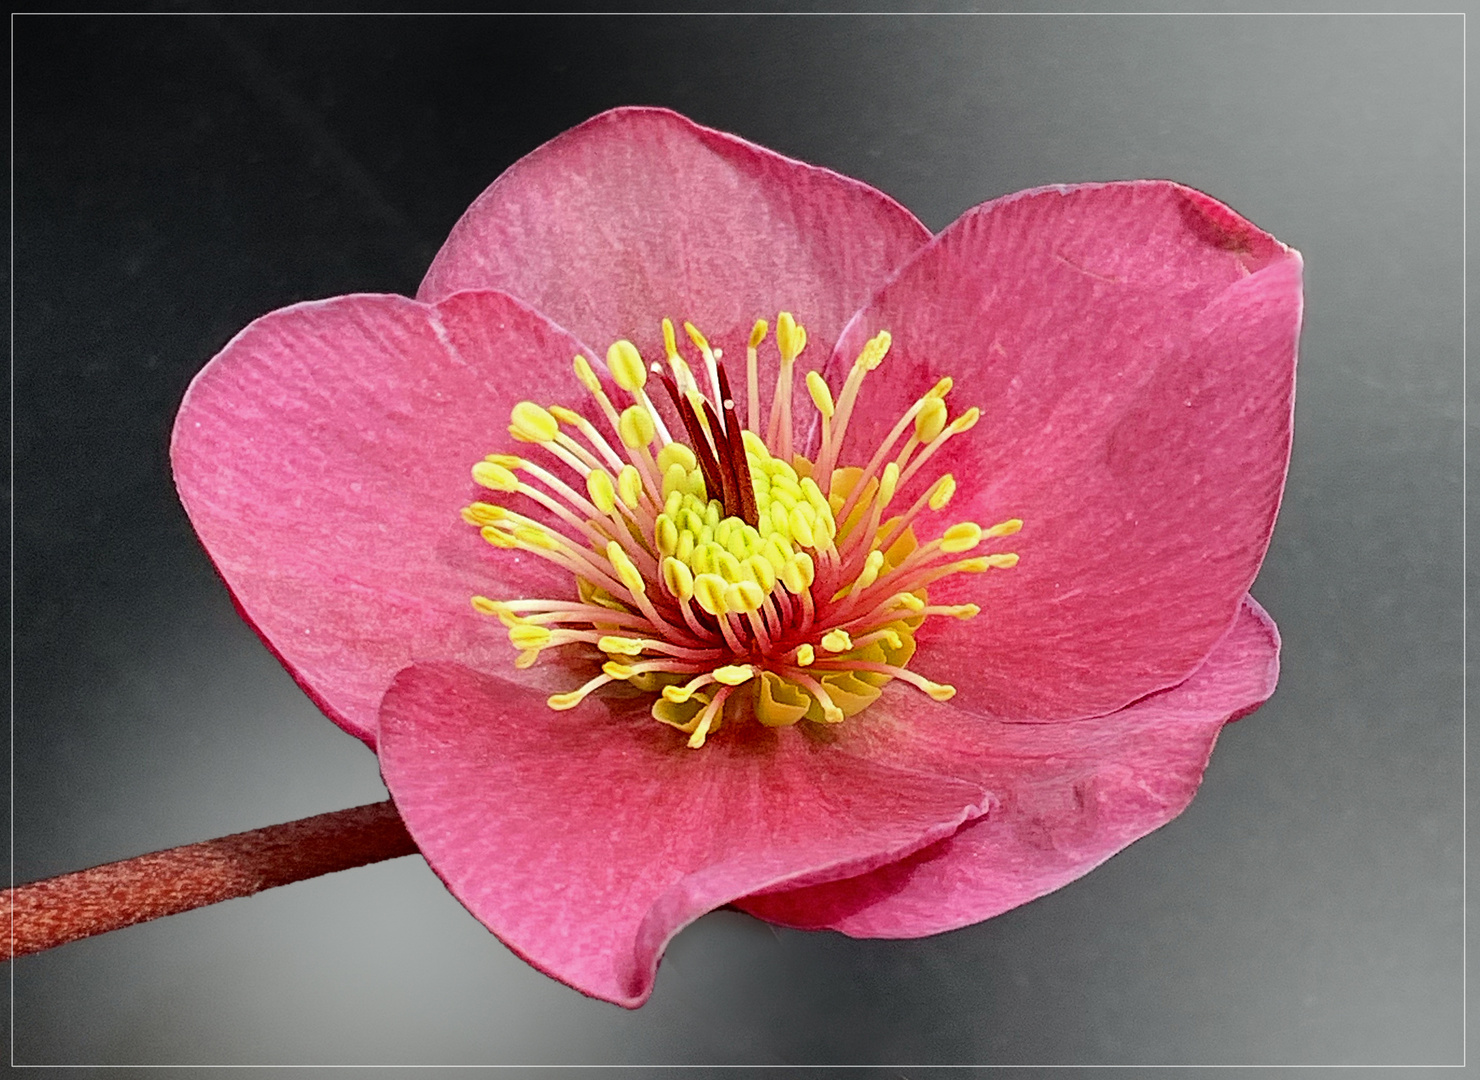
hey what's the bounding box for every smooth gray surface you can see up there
[11,13,1464,1070]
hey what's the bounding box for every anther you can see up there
[598,635,647,655]
[806,371,835,419]
[587,470,617,515]
[607,541,647,595]
[821,628,854,652]
[618,405,656,449]
[572,355,602,392]
[509,401,560,443]
[777,311,806,363]
[940,522,983,554]
[915,398,948,442]
[472,461,520,492]
[606,340,648,391]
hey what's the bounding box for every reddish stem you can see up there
[4,800,417,960]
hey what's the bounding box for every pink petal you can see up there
[375,664,993,1007]
[737,595,1279,936]
[171,290,597,745]
[829,181,1301,721]
[417,107,931,364]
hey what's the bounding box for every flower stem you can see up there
[4,800,417,960]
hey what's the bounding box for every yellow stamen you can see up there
[929,475,957,511]
[914,398,947,442]
[806,370,835,419]
[572,354,602,392]
[606,340,647,391]
[587,470,617,515]
[618,405,656,449]
[940,522,983,554]
[777,311,806,363]
[617,464,644,509]
[607,540,647,595]
[509,401,560,443]
[472,461,519,492]
[713,664,755,686]
[821,628,854,652]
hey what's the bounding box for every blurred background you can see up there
[11,12,1463,1069]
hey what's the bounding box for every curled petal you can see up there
[829,181,1301,721]
[737,595,1280,935]
[376,663,993,1007]
[419,107,931,366]
[172,290,591,744]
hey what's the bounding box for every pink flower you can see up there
[171,108,1301,1007]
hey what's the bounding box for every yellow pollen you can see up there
[853,549,886,591]
[618,405,656,449]
[587,470,617,514]
[713,664,755,686]
[878,462,901,507]
[509,401,559,443]
[922,680,956,702]
[692,573,729,616]
[941,522,984,554]
[606,340,648,391]
[657,442,697,473]
[929,475,957,511]
[617,464,643,508]
[480,524,517,548]
[855,330,891,371]
[661,556,695,601]
[915,397,948,442]
[508,624,552,650]
[749,320,769,348]
[725,579,765,613]
[796,643,815,666]
[683,321,711,354]
[949,407,982,434]
[776,311,806,362]
[598,635,647,655]
[572,355,602,392]
[461,503,503,527]
[821,628,854,653]
[806,370,835,418]
[472,461,519,492]
[607,541,646,595]
[509,524,553,550]
[780,552,815,593]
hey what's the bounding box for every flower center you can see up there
[463,313,1020,748]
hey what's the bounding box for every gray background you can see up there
[10,12,1464,1071]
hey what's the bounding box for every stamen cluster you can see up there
[464,312,1020,747]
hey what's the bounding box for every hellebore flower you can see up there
[171,108,1301,1006]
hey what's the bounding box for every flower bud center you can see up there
[463,313,1021,747]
